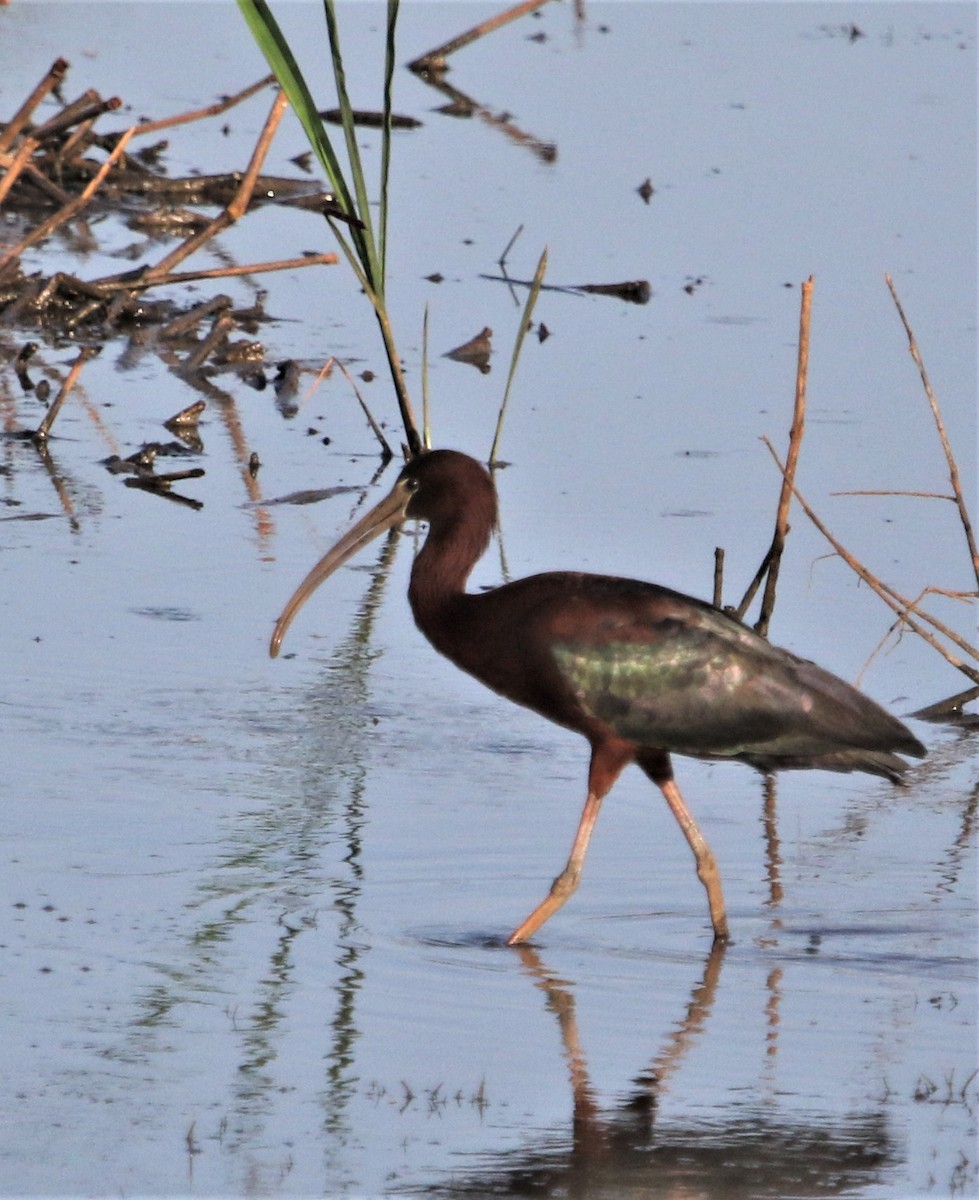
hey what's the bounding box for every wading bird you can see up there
[271,450,925,943]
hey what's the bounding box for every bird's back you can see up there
[440,571,924,781]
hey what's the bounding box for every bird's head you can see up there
[269,450,496,657]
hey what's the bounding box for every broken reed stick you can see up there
[736,275,814,631]
[227,87,289,221]
[182,313,235,372]
[421,303,432,450]
[107,253,339,292]
[885,272,979,590]
[911,684,979,721]
[57,113,104,162]
[756,274,813,632]
[107,74,276,140]
[138,88,288,283]
[0,135,39,204]
[713,547,725,608]
[858,583,978,688]
[0,124,137,271]
[335,358,394,460]
[30,94,122,142]
[762,437,979,686]
[832,489,956,501]
[408,0,556,71]
[34,345,100,441]
[0,57,69,154]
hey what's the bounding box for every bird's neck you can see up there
[407,511,492,633]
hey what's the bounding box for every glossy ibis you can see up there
[271,450,925,943]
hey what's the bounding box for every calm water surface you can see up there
[1,3,975,1197]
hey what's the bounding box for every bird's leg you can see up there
[660,777,729,942]
[639,754,729,943]
[507,740,632,945]
[506,791,601,945]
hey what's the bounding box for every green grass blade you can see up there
[237,0,419,451]
[489,247,548,465]
[322,0,380,291]
[236,0,349,210]
[421,303,431,449]
[379,0,400,292]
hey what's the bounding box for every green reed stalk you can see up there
[489,247,547,465]
[236,0,420,453]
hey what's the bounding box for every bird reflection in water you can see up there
[425,941,895,1197]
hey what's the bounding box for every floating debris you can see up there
[576,280,651,305]
[318,107,422,130]
[444,326,492,373]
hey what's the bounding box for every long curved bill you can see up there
[270,476,412,658]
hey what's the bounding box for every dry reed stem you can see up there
[182,313,235,372]
[34,345,99,441]
[28,89,100,140]
[409,0,556,71]
[762,437,979,686]
[736,275,813,631]
[335,358,394,460]
[833,489,956,501]
[31,95,121,141]
[101,253,339,292]
[0,135,39,204]
[227,87,289,221]
[885,272,979,589]
[858,584,979,686]
[108,74,276,140]
[57,115,102,161]
[0,57,69,154]
[712,547,725,608]
[139,88,287,284]
[0,124,137,270]
[301,356,336,406]
[421,304,432,450]
[880,584,978,661]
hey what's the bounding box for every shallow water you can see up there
[1,3,976,1197]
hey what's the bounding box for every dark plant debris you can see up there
[480,273,651,305]
[0,59,339,356]
[318,107,422,130]
[444,326,493,373]
[0,58,359,514]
